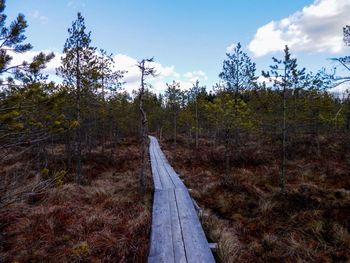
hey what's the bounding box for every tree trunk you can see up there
[76,50,83,184]
[174,113,177,154]
[65,129,72,171]
[281,81,287,193]
[233,86,239,163]
[224,128,231,185]
[101,71,106,154]
[139,65,147,193]
[159,126,163,142]
[314,107,321,157]
[195,94,199,149]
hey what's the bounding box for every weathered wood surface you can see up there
[148,136,215,263]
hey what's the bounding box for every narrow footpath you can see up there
[148,136,215,263]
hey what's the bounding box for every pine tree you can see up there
[93,49,125,153]
[0,0,56,150]
[57,12,96,184]
[219,43,256,182]
[190,80,200,148]
[331,25,350,131]
[262,45,305,192]
[165,80,183,154]
[0,0,31,82]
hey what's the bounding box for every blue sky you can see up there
[7,0,350,93]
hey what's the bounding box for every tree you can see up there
[219,43,256,182]
[0,0,63,208]
[165,80,183,153]
[332,25,350,85]
[57,12,96,184]
[137,57,157,193]
[188,80,200,148]
[262,45,305,192]
[331,25,350,131]
[0,0,56,153]
[93,49,125,153]
[302,71,331,156]
[0,0,31,81]
[206,90,253,185]
[219,42,256,128]
[219,43,257,95]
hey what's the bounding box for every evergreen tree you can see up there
[0,0,56,151]
[219,43,256,182]
[331,25,350,131]
[188,80,205,148]
[219,42,257,94]
[262,45,305,192]
[57,12,96,184]
[165,80,183,153]
[93,49,125,152]
[0,0,32,82]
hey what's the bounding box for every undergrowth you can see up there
[162,135,350,263]
[0,139,152,263]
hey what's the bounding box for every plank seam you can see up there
[173,188,188,263]
[151,142,164,189]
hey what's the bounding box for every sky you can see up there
[6,0,350,94]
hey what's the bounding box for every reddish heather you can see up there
[0,140,152,263]
[161,135,350,263]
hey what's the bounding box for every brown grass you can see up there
[162,135,350,263]
[0,140,152,263]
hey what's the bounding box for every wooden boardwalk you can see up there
[148,136,215,263]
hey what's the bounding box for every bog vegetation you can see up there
[0,1,349,262]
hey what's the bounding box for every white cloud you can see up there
[177,80,196,91]
[9,50,62,75]
[256,75,271,85]
[113,54,180,94]
[248,0,350,57]
[8,51,207,94]
[29,10,48,24]
[183,70,208,83]
[330,82,349,95]
[112,55,209,94]
[226,43,236,53]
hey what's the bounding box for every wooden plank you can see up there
[150,141,164,190]
[150,145,162,190]
[149,137,170,190]
[148,190,175,263]
[168,189,187,263]
[151,136,186,189]
[163,162,186,189]
[148,136,215,263]
[152,142,176,189]
[155,162,174,189]
[175,187,215,263]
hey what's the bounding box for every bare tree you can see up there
[137,58,157,193]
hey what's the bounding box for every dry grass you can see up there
[162,135,350,263]
[0,139,152,262]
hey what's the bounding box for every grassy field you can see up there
[0,139,152,262]
[162,135,350,262]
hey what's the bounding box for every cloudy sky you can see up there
[6,0,350,93]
